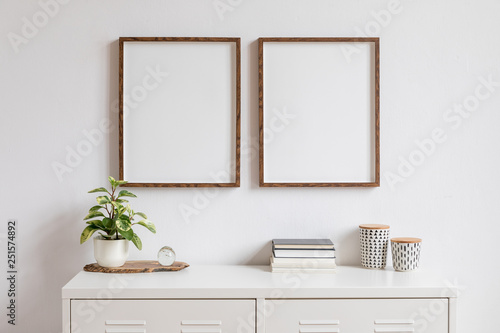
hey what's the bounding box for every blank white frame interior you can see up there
[119,37,240,187]
[259,37,380,187]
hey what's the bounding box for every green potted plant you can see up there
[80,176,156,267]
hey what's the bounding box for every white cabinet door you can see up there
[367,298,448,333]
[265,299,448,333]
[71,299,255,333]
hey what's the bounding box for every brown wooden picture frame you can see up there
[119,37,241,187]
[259,37,380,187]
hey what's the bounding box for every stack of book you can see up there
[271,239,336,273]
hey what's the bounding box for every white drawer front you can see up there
[71,300,255,333]
[265,299,448,333]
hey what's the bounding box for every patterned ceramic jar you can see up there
[391,237,422,271]
[359,224,390,269]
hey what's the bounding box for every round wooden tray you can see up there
[84,260,189,273]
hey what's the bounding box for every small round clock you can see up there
[157,246,176,266]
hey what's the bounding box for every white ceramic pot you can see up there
[391,237,422,271]
[93,236,129,268]
[359,224,390,269]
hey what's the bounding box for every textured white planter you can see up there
[93,236,129,268]
[359,224,390,269]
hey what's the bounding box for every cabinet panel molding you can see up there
[71,299,254,333]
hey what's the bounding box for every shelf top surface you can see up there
[62,265,458,299]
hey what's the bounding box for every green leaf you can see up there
[112,202,127,217]
[116,218,131,232]
[108,176,116,186]
[85,219,102,225]
[118,226,133,240]
[102,217,114,230]
[116,180,128,186]
[89,205,104,212]
[136,219,156,233]
[117,190,137,198]
[88,187,109,194]
[96,220,107,229]
[117,217,133,240]
[96,196,111,205]
[80,225,100,244]
[84,211,105,220]
[131,233,142,250]
[115,199,129,204]
[135,212,148,219]
[111,201,123,210]
[99,233,113,239]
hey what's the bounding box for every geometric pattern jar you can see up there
[391,237,422,271]
[359,224,390,269]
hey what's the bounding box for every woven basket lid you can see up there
[391,237,422,243]
[359,224,390,230]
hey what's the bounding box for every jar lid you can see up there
[391,237,422,243]
[359,224,390,230]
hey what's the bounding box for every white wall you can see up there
[1,0,499,332]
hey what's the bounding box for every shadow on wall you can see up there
[242,240,272,265]
[336,228,360,266]
[248,39,260,189]
[108,39,119,178]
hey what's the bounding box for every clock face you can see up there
[158,246,176,266]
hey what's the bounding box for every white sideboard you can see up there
[62,265,457,333]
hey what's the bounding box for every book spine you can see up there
[273,249,336,258]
